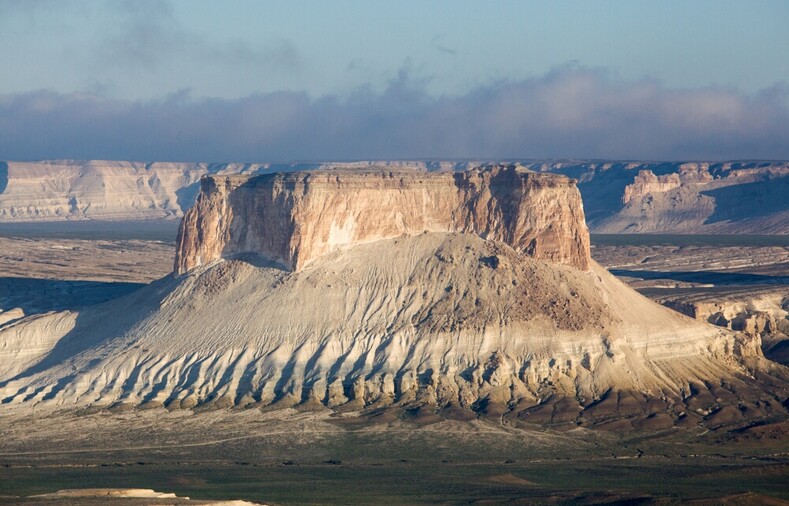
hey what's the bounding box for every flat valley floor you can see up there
[0,405,788,505]
[0,223,787,505]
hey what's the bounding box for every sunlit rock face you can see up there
[0,160,270,221]
[174,165,592,274]
[0,160,204,220]
[2,163,783,418]
[529,160,789,234]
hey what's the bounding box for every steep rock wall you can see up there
[0,161,202,220]
[4,159,788,233]
[621,170,682,204]
[532,161,789,233]
[0,160,472,222]
[0,160,274,221]
[174,166,591,274]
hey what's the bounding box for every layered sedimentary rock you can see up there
[1,166,786,422]
[654,288,789,365]
[621,170,682,204]
[174,165,591,274]
[621,165,716,205]
[0,160,276,221]
[532,160,789,233]
[0,160,469,222]
[1,232,774,416]
[4,159,788,233]
[0,160,202,220]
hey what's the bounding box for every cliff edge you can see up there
[174,165,591,274]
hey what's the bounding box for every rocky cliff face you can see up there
[0,160,284,221]
[174,165,591,274]
[533,160,789,233]
[4,159,788,233]
[0,160,204,220]
[621,170,682,204]
[2,166,785,419]
[0,160,477,222]
[1,232,776,416]
[654,289,789,365]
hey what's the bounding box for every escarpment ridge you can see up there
[2,159,787,233]
[0,166,787,425]
[174,165,591,274]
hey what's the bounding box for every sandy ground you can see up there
[4,235,786,288]
[591,242,789,288]
[592,242,789,363]
[0,405,787,504]
[0,236,173,283]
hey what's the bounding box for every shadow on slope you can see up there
[0,276,176,401]
[609,269,789,286]
[174,182,201,214]
[0,277,145,315]
[702,176,789,225]
[0,161,7,194]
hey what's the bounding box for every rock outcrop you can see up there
[3,159,788,234]
[174,165,591,274]
[621,170,682,204]
[2,166,787,425]
[0,160,205,220]
[532,160,789,233]
[654,288,789,365]
[2,166,785,423]
[0,233,770,413]
[0,160,474,222]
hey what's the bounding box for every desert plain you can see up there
[0,187,787,504]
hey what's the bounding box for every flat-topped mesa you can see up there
[174,165,591,274]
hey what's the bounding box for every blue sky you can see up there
[1,0,788,161]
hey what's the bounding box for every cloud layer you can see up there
[2,67,788,162]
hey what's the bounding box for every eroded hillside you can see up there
[1,165,784,426]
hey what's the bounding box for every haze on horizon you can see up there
[1,0,788,162]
